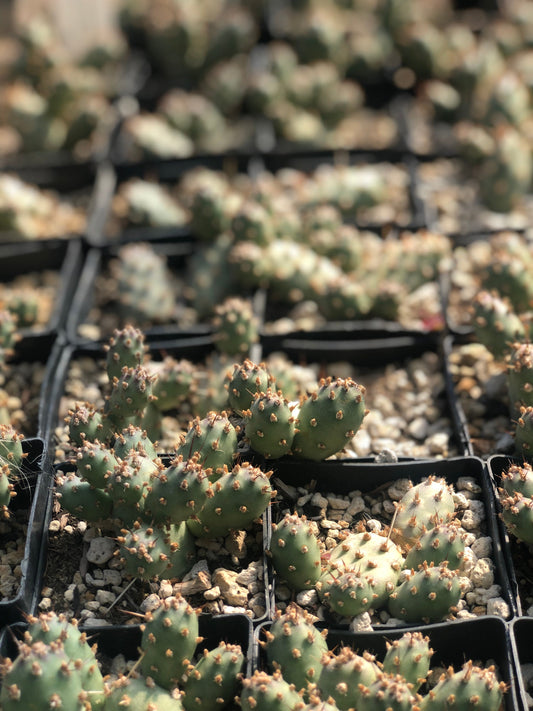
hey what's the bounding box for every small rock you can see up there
[486,597,510,619]
[86,537,116,566]
[349,612,373,632]
[140,594,161,613]
[296,589,319,607]
[204,586,221,601]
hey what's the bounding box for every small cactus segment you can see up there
[514,405,533,458]
[56,472,113,523]
[151,357,195,412]
[181,642,244,711]
[104,673,183,711]
[0,640,92,711]
[240,670,303,711]
[269,513,322,591]
[419,661,506,711]
[0,465,14,514]
[263,604,328,693]
[213,297,259,356]
[192,462,274,537]
[226,359,272,415]
[317,647,380,711]
[0,424,24,478]
[140,595,199,690]
[231,201,274,246]
[0,309,16,361]
[291,378,367,461]
[499,491,533,545]
[104,325,147,381]
[112,242,176,325]
[25,612,105,702]
[105,451,158,511]
[66,402,105,446]
[358,672,420,711]
[144,455,211,525]
[113,425,157,460]
[382,632,433,691]
[471,291,525,360]
[317,568,379,618]
[325,527,403,608]
[507,341,533,413]
[388,563,462,624]
[393,477,455,546]
[480,252,533,314]
[176,411,238,475]
[75,440,119,489]
[404,523,466,572]
[104,365,156,430]
[164,521,197,581]
[244,390,296,459]
[118,521,174,580]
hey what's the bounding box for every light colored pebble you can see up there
[348,612,373,633]
[470,558,494,589]
[486,597,510,619]
[296,589,319,607]
[86,537,116,566]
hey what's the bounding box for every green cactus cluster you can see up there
[268,475,472,626]
[0,423,25,517]
[259,618,505,710]
[498,460,533,545]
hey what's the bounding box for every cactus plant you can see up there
[268,513,322,591]
[388,563,462,624]
[244,390,297,459]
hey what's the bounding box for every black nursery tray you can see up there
[254,616,517,711]
[265,455,516,627]
[510,617,533,711]
[0,438,51,626]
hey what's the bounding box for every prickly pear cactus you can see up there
[213,297,259,356]
[240,670,303,711]
[507,341,533,413]
[317,567,380,618]
[419,661,505,711]
[263,604,328,692]
[0,424,24,478]
[358,672,420,711]
[117,521,174,580]
[393,477,455,546]
[226,359,272,415]
[144,454,211,526]
[0,464,14,515]
[104,672,183,711]
[150,357,195,412]
[191,462,274,537]
[113,425,157,460]
[181,642,244,711]
[318,647,380,711]
[514,405,533,458]
[388,563,462,624]
[291,377,367,461]
[176,411,238,475]
[382,632,433,691]
[231,201,274,246]
[244,389,297,459]
[269,512,322,591]
[404,522,466,572]
[499,462,533,544]
[104,364,157,430]
[140,595,200,690]
[75,439,119,489]
[471,291,525,360]
[0,640,95,711]
[66,401,105,446]
[56,471,113,522]
[104,325,147,381]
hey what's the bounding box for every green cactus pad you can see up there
[66,402,106,446]
[113,425,157,459]
[382,632,433,691]
[182,642,244,711]
[358,672,420,711]
[225,359,272,415]
[318,647,380,711]
[176,411,238,475]
[419,661,505,711]
[404,523,466,572]
[393,477,455,546]
[140,595,199,690]
[75,440,119,489]
[291,377,367,461]
[269,513,322,591]
[104,325,147,381]
[240,670,303,711]
[56,472,113,522]
[388,563,462,624]
[263,604,328,692]
[213,297,259,356]
[104,673,183,711]
[317,568,380,617]
[244,389,296,459]
[118,521,174,580]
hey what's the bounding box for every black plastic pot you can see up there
[0,438,51,627]
[254,615,517,711]
[510,617,533,711]
[265,455,516,626]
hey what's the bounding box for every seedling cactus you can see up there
[269,512,322,591]
[240,670,303,711]
[213,297,259,356]
[419,661,506,711]
[388,563,462,624]
[393,477,455,546]
[181,642,244,711]
[382,632,433,691]
[225,359,272,415]
[244,389,297,459]
[176,411,238,475]
[318,647,380,711]
[104,325,147,381]
[472,291,525,360]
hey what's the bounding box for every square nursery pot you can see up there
[64,241,224,343]
[487,454,532,618]
[510,617,533,711]
[254,615,516,711]
[260,330,471,458]
[0,438,51,626]
[264,455,516,628]
[0,612,253,707]
[37,338,272,627]
[0,238,85,341]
